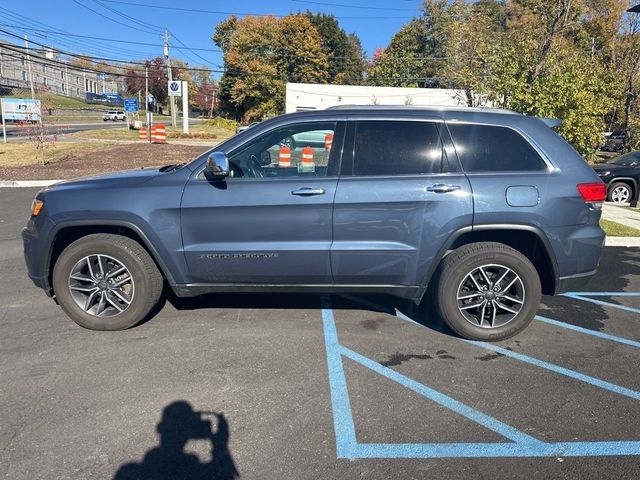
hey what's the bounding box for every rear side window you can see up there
[447,124,547,172]
[353,121,443,176]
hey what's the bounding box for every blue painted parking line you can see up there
[323,297,640,458]
[534,315,640,349]
[464,341,640,400]
[395,306,640,401]
[563,292,640,315]
[565,292,640,297]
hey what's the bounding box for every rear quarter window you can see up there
[447,123,547,173]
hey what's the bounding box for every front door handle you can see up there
[291,187,325,196]
[426,184,462,193]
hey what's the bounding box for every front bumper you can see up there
[22,216,55,297]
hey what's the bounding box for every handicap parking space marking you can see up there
[322,296,640,458]
[393,303,640,401]
[534,315,640,348]
[563,292,640,315]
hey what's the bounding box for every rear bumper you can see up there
[555,269,597,294]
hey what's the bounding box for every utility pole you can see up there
[145,66,151,143]
[24,35,35,99]
[164,30,177,127]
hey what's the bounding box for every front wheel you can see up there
[435,242,541,341]
[52,234,163,330]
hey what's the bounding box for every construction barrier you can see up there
[139,127,147,141]
[279,146,291,167]
[324,132,334,151]
[299,146,315,172]
[152,124,167,144]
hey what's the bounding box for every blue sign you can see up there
[124,98,139,112]
[0,98,41,121]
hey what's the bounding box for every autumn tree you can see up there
[213,15,328,122]
[124,57,179,112]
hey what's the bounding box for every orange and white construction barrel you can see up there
[279,146,291,167]
[153,124,166,144]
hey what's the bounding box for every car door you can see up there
[331,117,473,287]
[180,120,345,285]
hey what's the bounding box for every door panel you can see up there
[332,175,473,285]
[181,178,337,284]
[331,119,473,286]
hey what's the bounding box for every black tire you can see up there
[607,182,633,204]
[52,234,163,331]
[435,242,541,341]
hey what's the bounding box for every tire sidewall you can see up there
[608,182,631,203]
[52,237,152,330]
[438,249,541,341]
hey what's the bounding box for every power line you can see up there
[71,0,163,36]
[290,0,418,12]
[98,0,414,20]
[0,8,156,58]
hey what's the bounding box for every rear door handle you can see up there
[291,187,325,196]
[426,184,462,193]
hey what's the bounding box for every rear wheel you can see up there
[52,234,163,330]
[435,242,541,341]
[608,182,632,204]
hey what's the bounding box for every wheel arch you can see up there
[607,178,637,201]
[416,224,558,302]
[47,221,176,294]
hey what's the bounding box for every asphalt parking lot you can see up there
[1,187,640,479]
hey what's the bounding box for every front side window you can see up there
[447,123,547,172]
[353,121,443,176]
[217,121,339,180]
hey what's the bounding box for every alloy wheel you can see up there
[67,254,135,317]
[456,263,525,329]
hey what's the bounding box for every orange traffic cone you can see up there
[300,146,315,172]
[324,132,334,150]
[279,146,291,167]
[153,124,166,144]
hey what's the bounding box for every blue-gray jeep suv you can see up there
[22,106,606,340]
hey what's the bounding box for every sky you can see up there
[1,0,422,79]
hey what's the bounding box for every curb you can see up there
[605,236,640,247]
[0,180,62,188]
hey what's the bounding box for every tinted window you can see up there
[353,121,443,176]
[447,124,547,172]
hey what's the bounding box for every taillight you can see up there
[577,183,606,203]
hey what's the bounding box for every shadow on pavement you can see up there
[113,401,239,480]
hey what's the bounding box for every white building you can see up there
[285,83,486,113]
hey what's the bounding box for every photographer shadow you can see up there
[114,401,239,480]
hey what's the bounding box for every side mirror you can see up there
[260,150,272,166]
[205,152,229,179]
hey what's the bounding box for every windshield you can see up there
[606,152,640,166]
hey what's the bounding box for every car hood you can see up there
[47,168,163,190]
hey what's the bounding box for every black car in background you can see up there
[592,151,640,203]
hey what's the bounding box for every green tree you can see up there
[367,19,431,87]
[214,15,328,122]
[304,12,366,84]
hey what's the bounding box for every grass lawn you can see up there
[7,93,106,111]
[0,142,111,167]
[68,122,235,143]
[600,218,640,237]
